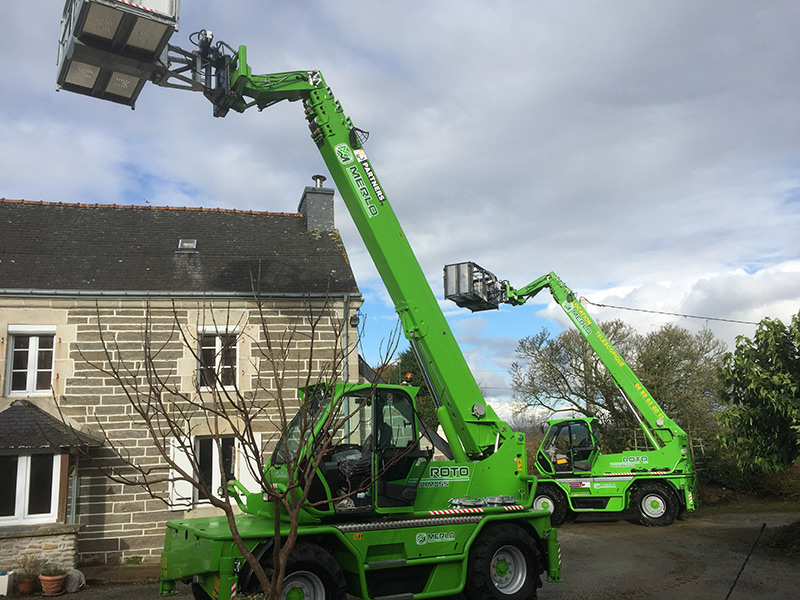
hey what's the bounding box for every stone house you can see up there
[0,180,361,569]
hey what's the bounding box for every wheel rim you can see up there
[534,494,554,514]
[282,570,325,600]
[641,493,666,519]
[490,544,527,595]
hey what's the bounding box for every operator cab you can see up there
[274,384,431,516]
[538,419,598,475]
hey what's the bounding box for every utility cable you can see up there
[580,298,759,325]
[725,522,766,600]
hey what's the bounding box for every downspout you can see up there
[343,293,350,439]
[343,293,350,383]
[68,455,79,524]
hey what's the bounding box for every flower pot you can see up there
[17,577,36,596]
[38,574,67,596]
[0,571,13,596]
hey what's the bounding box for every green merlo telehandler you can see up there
[55,2,563,598]
[444,263,698,527]
[161,48,562,600]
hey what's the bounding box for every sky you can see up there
[2,1,799,420]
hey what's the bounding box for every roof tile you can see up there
[0,400,101,450]
[0,199,358,296]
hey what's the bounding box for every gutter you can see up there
[0,288,361,300]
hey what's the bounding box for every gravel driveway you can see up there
[544,508,799,600]
[65,508,799,599]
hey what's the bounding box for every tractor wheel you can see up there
[243,542,346,599]
[632,482,679,527]
[280,543,346,600]
[464,523,542,600]
[191,583,211,600]
[533,483,568,526]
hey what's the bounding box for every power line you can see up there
[580,298,759,326]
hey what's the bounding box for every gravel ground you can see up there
[542,508,800,600]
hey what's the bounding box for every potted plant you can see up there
[15,556,39,596]
[38,565,68,597]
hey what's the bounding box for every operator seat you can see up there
[339,434,373,490]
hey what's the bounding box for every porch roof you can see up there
[0,400,101,450]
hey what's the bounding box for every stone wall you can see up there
[1,295,360,565]
[0,524,80,573]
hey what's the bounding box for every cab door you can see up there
[537,420,598,474]
[374,388,430,508]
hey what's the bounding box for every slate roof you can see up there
[0,199,358,296]
[0,400,101,450]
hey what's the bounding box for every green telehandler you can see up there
[55,2,563,598]
[445,263,698,527]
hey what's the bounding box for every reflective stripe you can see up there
[118,0,157,13]
[429,507,484,515]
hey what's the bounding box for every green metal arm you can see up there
[505,272,686,447]
[214,46,510,460]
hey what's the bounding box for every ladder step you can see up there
[366,559,407,569]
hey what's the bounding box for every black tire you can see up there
[533,483,568,526]
[464,523,542,600]
[243,542,346,599]
[191,583,211,600]
[631,482,679,527]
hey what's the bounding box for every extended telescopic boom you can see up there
[503,271,681,448]
[445,262,687,448]
[204,45,512,461]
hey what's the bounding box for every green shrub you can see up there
[700,449,764,494]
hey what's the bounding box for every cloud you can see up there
[1,1,798,411]
[537,262,800,350]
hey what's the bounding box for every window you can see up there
[380,391,416,449]
[195,435,235,501]
[168,433,262,509]
[6,328,55,395]
[198,332,237,388]
[0,453,61,525]
[540,420,597,473]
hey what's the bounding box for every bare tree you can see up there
[511,320,639,428]
[511,320,725,453]
[62,292,395,600]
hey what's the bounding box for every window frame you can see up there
[194,434,235,503]
[0,451,62,525]
[197,326,239,390]
[5,326,56,396]
[169,433,262,510]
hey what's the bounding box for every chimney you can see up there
[298,175,335,231]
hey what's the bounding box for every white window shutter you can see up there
[235,433,263,494]
[169,436,195,510]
